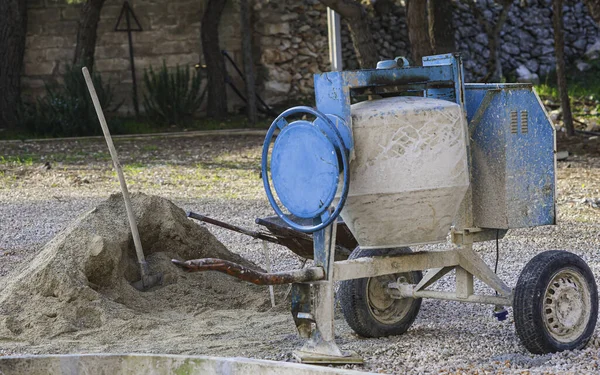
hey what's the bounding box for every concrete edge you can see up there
[0,128,269,144]
[0,353,379,375]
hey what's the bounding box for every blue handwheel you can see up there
[261,106,350,233]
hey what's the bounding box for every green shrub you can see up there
[24,65,120,137]
[142,62,204,125]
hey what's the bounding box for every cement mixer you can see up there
[174,54,597,363]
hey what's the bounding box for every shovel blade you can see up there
[131,273,163,291]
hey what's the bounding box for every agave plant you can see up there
[142,62,205,125]
[24,65,120,137]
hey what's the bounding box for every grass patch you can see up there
[34,151,109,164]
[122,162,146,174]
[113,120,164,135]
[572,215,596,224]
[188,114,271,131]
[196,160,260,171]
[0,155,34,166]
[535,60,600,114]
[141,145,159,152]
[91,152,111,161]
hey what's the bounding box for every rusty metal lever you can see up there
[171,258,325,285]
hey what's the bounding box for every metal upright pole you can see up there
[125,2,140,117]
[327,8,343,72]
[294,216,345,360]
[114,0,143,117]
[293,210,360,363]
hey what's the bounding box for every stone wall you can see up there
[339,0,600,81]
[341,2,410,70]
[257,0,599,102]
[454,0,599,81]
[23,0,245,114]
[22,0,600,113]
[253,0,331,104]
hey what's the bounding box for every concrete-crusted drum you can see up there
[340,96,470,249]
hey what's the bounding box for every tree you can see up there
[461,0,512,82]
[406,0,432,65]
[318,0,378,68]
[0,0,27,130]
[73,0,106,70]
[202,0,228,118]
[585,0,600,24]
[240,0,257,124]
[552,0,574,136]
[428,0,456,55]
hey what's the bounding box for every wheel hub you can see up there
[544,270,591,342]
[366,275,411,324]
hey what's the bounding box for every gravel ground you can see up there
[1,134,600,374]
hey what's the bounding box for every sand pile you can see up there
[0,193,269,342]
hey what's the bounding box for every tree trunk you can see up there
[406,0,432,65]
[553,0,574,136]
[428,0,456,54]
[0,0,27,130]
[73,0,106,70]
[240,0,257,124]
[464,0,511,82]
[489,1,511,82]
[585,0,600,24]
[318,0,378,68]
[202,0,228,119]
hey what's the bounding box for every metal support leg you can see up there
[414,266,454,292]
[456,266,474,299]
[311,219,337,342]
[293,215,362,364]
[457,244,512,297]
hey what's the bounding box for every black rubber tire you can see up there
[339,247,422,338]
[514,250,598,354]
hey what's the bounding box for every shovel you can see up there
[82,67,162,291]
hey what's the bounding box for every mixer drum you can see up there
[340,96,470,249]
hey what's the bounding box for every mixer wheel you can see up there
[514,250,598,354]
[339,247,422,338]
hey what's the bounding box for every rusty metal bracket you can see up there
[171,258,325,285]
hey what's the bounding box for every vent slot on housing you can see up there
[510,110,518,134]
[521,110,528,133]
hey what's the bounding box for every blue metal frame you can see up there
[314,53,467,123]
